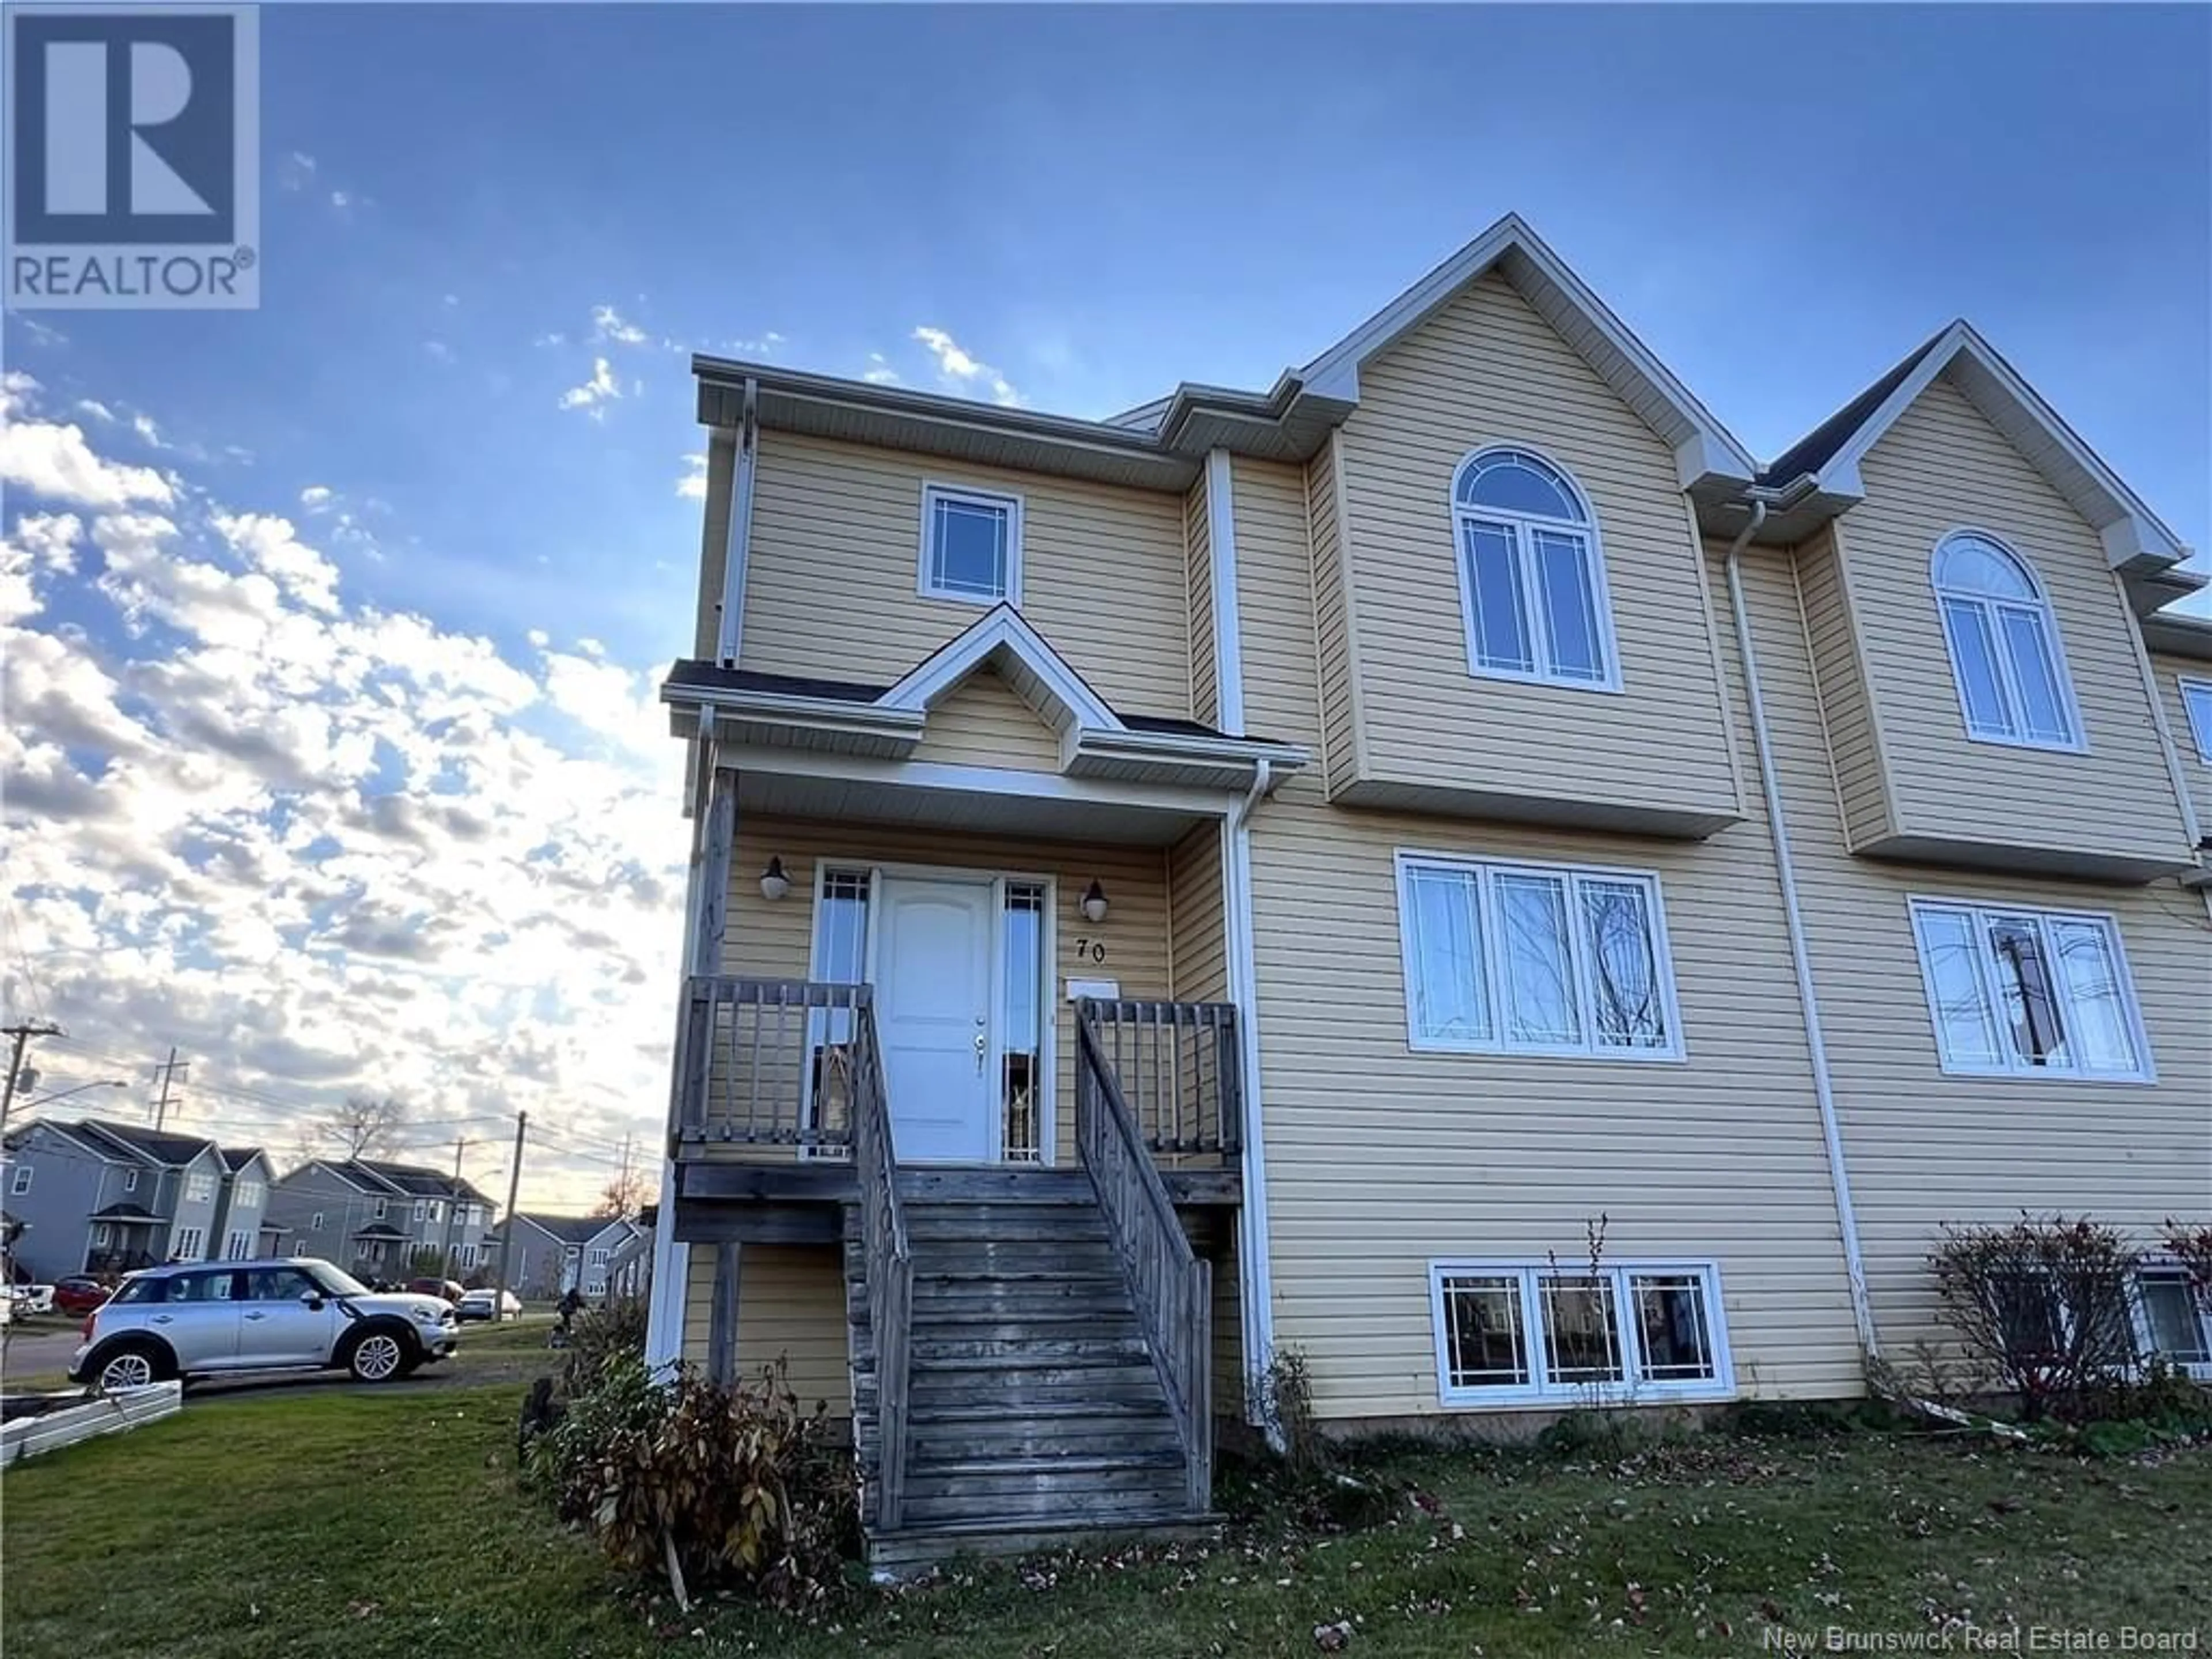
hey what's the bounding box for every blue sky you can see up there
[3,3,2206,1207]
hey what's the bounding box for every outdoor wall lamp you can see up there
[759,857,791,902]
[1080,880,1109,924]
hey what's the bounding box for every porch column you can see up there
[707,1241,741,1383]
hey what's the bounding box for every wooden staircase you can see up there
[843,1171,1218,1574]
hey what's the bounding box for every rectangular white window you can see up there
[919,483,1021,605]
[236,1180,264,1209]
[2181,678,2212,765]
[459,1243,480,1270]
[224,1230,252,1260]
[2134,1270,2211,1377]
[589,1247,610,1268]
[310,1211,324,1230]
[1396,855,1681,1059]
[1430,1261,1732,1406]
[9,1165,29,1195]
[184,1172,214,1203]
[414,1200,425,1222]
[124,1169,138,1193]
[173,1225,205,1259]
[1908,899,2150,1080]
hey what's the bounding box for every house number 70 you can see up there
[1072,938,1107,964]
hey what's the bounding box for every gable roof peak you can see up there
[878,604,1122,734]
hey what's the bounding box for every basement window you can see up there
[1430,1260,1732,1407]
[919,483,1022,605]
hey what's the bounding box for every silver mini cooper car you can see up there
[70,1257,459,1391]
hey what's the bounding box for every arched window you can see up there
[1931,531,2079,748]
[1450,447,1617,688]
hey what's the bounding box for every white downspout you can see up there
[1722,498,1880,1361]
[1225,757,1278,1438]
[715,378,760,668]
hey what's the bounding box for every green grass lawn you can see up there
[4,1384,2207,1658]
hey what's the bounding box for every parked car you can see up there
[454,1287,522,1323]
[10,1283,56,1315]
[69,1258,459,1392]
[404,1277,466,1304]
[51,1277,112,1316]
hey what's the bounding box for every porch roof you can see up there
[87,1202,160,1222]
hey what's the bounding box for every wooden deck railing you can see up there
[1074,1003,1211,1514]
[672,976,866,1149]
[848,993,914,1533]
[1085,999,1241,1158]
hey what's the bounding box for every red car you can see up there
[51,1276,112,1316]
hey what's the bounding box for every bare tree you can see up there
[317,1094,410,1160]
[593,1165,650,1222]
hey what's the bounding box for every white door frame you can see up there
[808,857,1058,1165]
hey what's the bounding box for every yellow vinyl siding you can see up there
[1839,377,2193,872]
[676,1244,853,1415]
[1794,529,1897,847]
[907,667,1062,772]
[691,431,737,660]
[719,817,1173,1169]
[736,431,1192,717]
[1168,821,1227,1003]
[1210,1230,1244,1420]
[1305,440,1358,794]
[1726,538,2212,1361]
[1231,453,1864,1420]
[1186,478,1218,728]
[1332,272,1743,831]
[2149,652,2212,829]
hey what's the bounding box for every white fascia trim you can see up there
[1297,214,1756,486]
[1205,448,1248,735]
[665,687,927,743]
[1063,725,1310,774]
[716,379,760,665]
[879,605,1123,731]
[1817,323,2191,573]
[711,743,1249,816]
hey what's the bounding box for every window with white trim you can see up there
[123,1169,138,1193]
[236,1179,264,1209]
[2134,1268,2212,1378]
[1450,447,1617,689]
[224,1229,252,1260]
[1931,531,2080,749]
[184,1171,215,1203]
[1908,899,2150,1080]
[1396,854,1681,1058]
[919,483,1022,605]
[9,1164,29,1196]
[1430,1261,1732,1406]
[172,1225,205,1259]
[310,1211,324,1230]
[2180,678,2212,765]
[589,1247,610,1268]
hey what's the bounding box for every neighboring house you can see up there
[499,1212,601,1298]
[606,1211,653,1301]
[0,1118,230,1277]
[641,214,2211,1568]
[579,1218,643,1299]
[210,1147,273,1261]
[266,1158,497,1281]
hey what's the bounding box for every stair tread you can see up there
[911,1397,1167,1423]
[908,1450,1185,1478]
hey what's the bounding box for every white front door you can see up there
[874,876,996,1162]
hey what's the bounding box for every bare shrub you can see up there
[1929,1215,2140,1423]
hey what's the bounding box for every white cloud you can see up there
[557,357,623,416]
[862,353,900,386]
[77,399,118,423]
[299,485,333,510]
[911,325,1021,407]
[0,376,175,507]
[590,304,649,347]
[676,453,707,500]
[1,412,686,1212]
[330,190,352,210]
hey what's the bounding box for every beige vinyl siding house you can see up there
[2148,650,2212,829]
[734,430,1195,718]
[1325,272,1746,838]
[1232,424,1865,1422]
[653,215,2208,1565]
[1814,376,2195,881]
[1740,525,2212,1357]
